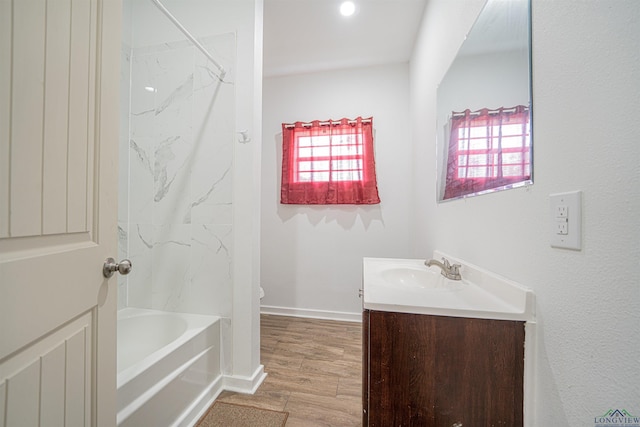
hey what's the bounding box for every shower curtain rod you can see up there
[149,0,226,79]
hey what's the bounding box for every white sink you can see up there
[380,266,467,291]
[363,254,535,321]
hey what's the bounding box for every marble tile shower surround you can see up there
[118,34,236,321]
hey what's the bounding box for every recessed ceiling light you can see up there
[340,1,356,17]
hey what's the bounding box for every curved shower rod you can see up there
[149,0,226,80]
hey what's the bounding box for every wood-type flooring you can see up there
[217,314,362,426]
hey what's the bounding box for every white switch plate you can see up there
[550,191,582,250]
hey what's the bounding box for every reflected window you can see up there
[444,106,530,200]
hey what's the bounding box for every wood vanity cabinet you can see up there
[362,309,525,427]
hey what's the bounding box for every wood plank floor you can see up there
[217,314,363,426]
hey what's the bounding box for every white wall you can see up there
[261,63,413,319]
[437,49,530,127]
[411,0,640,424]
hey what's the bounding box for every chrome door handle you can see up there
[103,258,132,278]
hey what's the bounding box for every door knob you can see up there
[103,258,133,278]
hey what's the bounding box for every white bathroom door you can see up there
[0,0,121,426]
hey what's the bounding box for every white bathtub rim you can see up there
[117,308,220,389]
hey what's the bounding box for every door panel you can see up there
[40,342,66,426]
[9,0,46,238]
[6,360,40,427]
[67,0,94,234]
[42,0,72,236]
[0,313,92,427]
[0,0,121,425]
[6,0,95,238]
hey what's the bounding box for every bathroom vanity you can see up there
[361,255,536,427]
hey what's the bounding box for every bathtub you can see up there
[117,308,223,427]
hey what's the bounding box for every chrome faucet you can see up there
[425,257,462,280]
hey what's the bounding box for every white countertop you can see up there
[363,254,535,322]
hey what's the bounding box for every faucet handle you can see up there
[441,257,451,268]
[448,263,462,280]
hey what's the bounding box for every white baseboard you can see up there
[223,364,267,394]
[185,366,267,426]
[182,375,225,427]
[260,305,362,323]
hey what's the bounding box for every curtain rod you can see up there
[149,0,226,80]
[451,106,529,118]
[283,118,372,129]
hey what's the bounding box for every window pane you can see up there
[468,138,488,150]
[502,152,524,164]
[469,126,487,138]
[294,130,368,183]
[331,145,362,156]
[332,159,362,171]
[450,109,530,189]
[458,167,493,178]
[502,165,524,176]
[501,136,525,148]
[298,171,329,182]
[466,154,489,166]
[298,146,330,158]
[501,124,523,136]
[298,160,329,172]
[334,135,356,145]
[298,136,312,147]
[298,135,331,147]
[332,171,362,181]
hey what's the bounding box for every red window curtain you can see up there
[444,106,530,200]
[281,117,380,205]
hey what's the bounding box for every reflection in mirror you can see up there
[437,0,532,202]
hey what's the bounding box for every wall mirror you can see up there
[436,0,532,202]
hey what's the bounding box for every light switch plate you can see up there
[550,191,582,250]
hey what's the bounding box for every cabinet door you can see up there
[367,311,437,426]
[366,311,525,427]
[362,310,370,426]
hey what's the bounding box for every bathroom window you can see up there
[281,117,380,204]
[444,106,530,200]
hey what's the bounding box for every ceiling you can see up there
[262,0,428,77]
